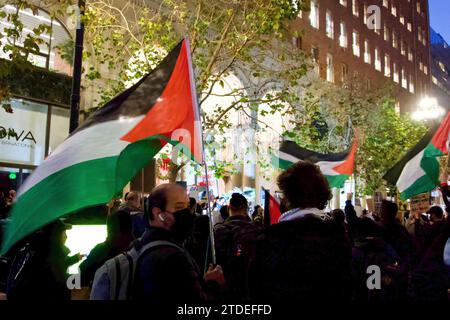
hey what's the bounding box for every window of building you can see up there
[383,0,389,8]
[401,40,406,56]
[400,15,405,25]
[311,46,320,74]
[375,48,381,71]
[384,54,391,77]
[310,0,319,29]
[364,40,371,64]
[391,2,397,16]
[408,47,413,61]
[407,22,412,32]
[0,4,73,75]
[392,31,397,48]
[384,25,390,42]
[410,75,415,93]
[352,0,359,17]
[341,63,348,83]
[424,65,428,75]
[439,61,446,73]
[326,54,334,82]
[402,69,408,88]
[292,36,302,49]
[353,31,360,57]
[339,22,347,48]
[363,3,368,24]
[418,26,422,42]
[340,0,347,6]
[422,30,427,46]
[326,11,334,39]
[417,1,421,14]
[395,101,401,114]
[393,63,399,83]
[432,76,438,85]
[419,60,423,71]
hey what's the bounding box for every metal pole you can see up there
[203,160,216,265]
[69,0,85,133]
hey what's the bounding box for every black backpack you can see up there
[5,242,37,300]
[214,220,261,301]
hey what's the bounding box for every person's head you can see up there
[428,206,444,223]
[277,161,332,211]
[362,209,368,216]
[189,197,197,214]
[331,209,345,224]
[125,191,140,209]
[358,217,382,238]
[380,200,398,224]
[106,209,133,239]
[145,183,192,242]
[253,205,263,216]
[8,189,16,199]
[228,193,248,217]
[219,205,229,221]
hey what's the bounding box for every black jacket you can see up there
[132,227,220,302]
[214,215,262,301]
[249,215,352,302]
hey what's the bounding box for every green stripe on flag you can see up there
[325,174,350,189]
[1,138,165,255]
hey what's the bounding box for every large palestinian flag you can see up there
[384,112,450,200]
[1,39,203,254]
[277,139,357,188]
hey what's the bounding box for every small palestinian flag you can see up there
[1,39,203,254]
[384,112,450,200]
[277,138,357,188]
[263,188,281,226]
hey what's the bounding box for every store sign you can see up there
[0,100,47,165]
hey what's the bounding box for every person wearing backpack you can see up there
[80,209,135,288]
[214,193,262,302]
[249,161,352,302]
[90,183,225,302]
[6,220,80,300]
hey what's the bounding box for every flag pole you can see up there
[203,160,217,266]
[184,38,216,266]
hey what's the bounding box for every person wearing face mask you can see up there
[131,183,225,302]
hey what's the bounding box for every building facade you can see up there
[430,28,450,109]
[291,0,432,113]
[0,4,73,196]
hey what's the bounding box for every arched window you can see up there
[0,4,73,75]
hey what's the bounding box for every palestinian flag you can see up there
[384,112,450,200]
[263,188,281,226]
[277,138,357,188]
[1,39,203,254]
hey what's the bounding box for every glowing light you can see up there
[412,96,445,121]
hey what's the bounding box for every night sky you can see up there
[429,0,450,44]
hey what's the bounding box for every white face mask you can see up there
[444,238,450,267]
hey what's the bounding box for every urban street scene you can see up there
[0,0,449,311]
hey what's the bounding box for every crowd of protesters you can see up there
[1,161,450,301]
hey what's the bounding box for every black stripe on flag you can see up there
[72,41,184,134]
[280,140,350,163]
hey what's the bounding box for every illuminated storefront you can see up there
[0,4,72,195]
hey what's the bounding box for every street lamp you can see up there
[412,96,446,121]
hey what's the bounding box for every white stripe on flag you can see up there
[316,160,345,176]
[397,149,426,193]
[18,116,144,197]
[279,151,300,164]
